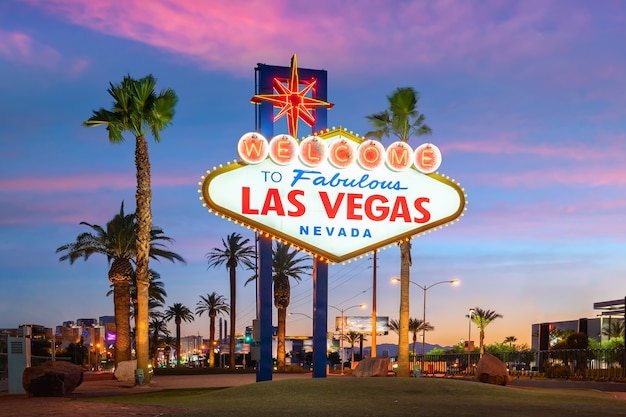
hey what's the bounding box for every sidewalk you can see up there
[0,371,313,398]
[0,372,315,417]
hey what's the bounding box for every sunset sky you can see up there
[1,0,625,350]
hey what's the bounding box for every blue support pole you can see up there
[254,59,330,382]
[256,235,273,382]
[312,259,329,378]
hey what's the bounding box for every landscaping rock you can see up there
[352,357,389,377]
[475,353,511,386]
[22,361,83,397]
[114,359,137,382]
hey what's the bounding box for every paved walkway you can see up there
[0,371,314,398]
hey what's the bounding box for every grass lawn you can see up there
[83,377,626,416]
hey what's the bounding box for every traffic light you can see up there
[245,326,252,343]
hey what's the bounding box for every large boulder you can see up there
[114,359,137,382]
[352,357,390,377]
[475,353,511,386]
[22,361,83,397]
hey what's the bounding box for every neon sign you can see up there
[238,132,442,173]
[200,128,466,263]
[250,55,333,137]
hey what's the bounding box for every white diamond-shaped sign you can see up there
[200,129,466,263]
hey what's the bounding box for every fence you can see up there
[415,348,626,380]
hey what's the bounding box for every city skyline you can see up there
[1,1,625,349]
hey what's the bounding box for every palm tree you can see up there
[196,292,230,368]
[366,87,432,377]
[389,318,400,335]
[343,331,367,367]
[109,270,172,321]
[409,318,434,365]
[84,74,178,382]
[163,302,194,367]
[161,335,175,368]
[206,233,255,369]
[471,307,503,355]
[602,321,625,339]
[503,336,517,349]
[148,313,170,368]
[57,202,136,365]
[268,242,311,371]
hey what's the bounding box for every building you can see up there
[531,298,626,352]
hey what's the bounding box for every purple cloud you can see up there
[0,28,89,75]
[20,0,625,92]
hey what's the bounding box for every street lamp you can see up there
[96,343,100,371]
[467,308,475,374]
[392,277,459,376]
[329,304,366,375]
[288,312,313,320]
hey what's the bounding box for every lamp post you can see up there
[467,308,475,374]
[96,343,100,371]
[392,278,459,376]
[329,304,366,375]
[288,312,313,320]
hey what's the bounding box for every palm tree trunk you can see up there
[209,316,216,368]
[135,134,152,384]
[277,307,286,371]
[135,280,149,370]
[151,331,159,369]
[176,319,182,366]
[229,266,236,370]
[479,329,485,356]
[397,240,412,377]
[113,280,132,365]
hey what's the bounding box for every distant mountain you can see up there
[361,342,450,358]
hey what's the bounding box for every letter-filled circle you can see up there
[238,132,268,164]
[299,136,327,167]
[357,140,386,170]
[328,139,355,168]
[414,143,442,174]
[386,141,414,171]
[269,135,298,165]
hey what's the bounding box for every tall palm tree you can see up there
[409,318,434,365]
[84,74,178,382]
[148,313,170,368]
[471,307,503,355]
[268,242,311,371]
[366,87,432,377]
[196,292,230,368]
[343,331,367,366]
[57,202,136,365]
[503,336,517,349]
[245,242,313,370]
[161,335,175,368]
[163,302,194,366]
[206,233,255,369]
[109,270,172,321]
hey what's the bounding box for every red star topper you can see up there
[251,55,334,137]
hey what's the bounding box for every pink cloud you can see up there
[20,0,625,89]
[450,195,626,241]
[444,132,626,161]
[0,172,196,192]
[0,29,60,67]
[0,28,90,75]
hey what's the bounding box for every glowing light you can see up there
[250,55,334,137]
